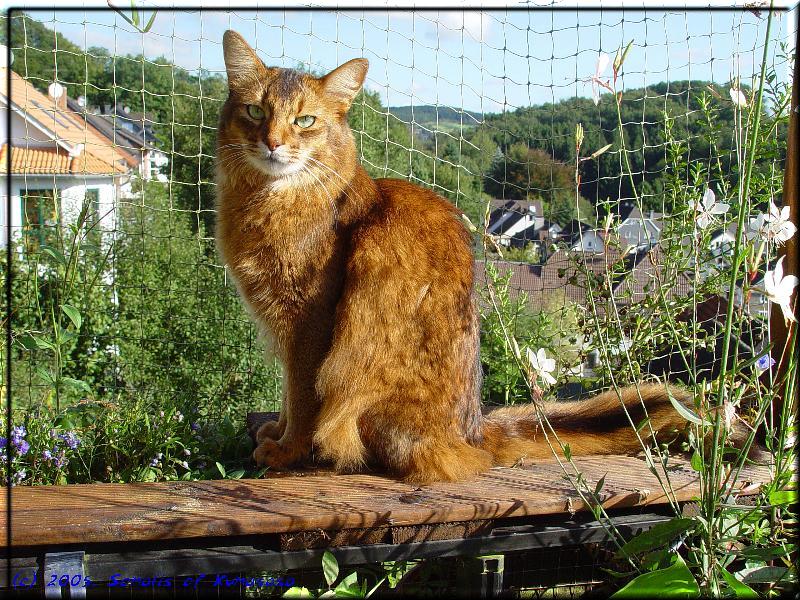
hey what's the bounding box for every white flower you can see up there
[591,53,610,106]
[722,400,738,433]
[526,347,557,386]
[766,202,797,245]
[764,256,799,324]
[748,202,796,246]
[729,87,748,107]
[691,188,729,230]
[747,212,769,241]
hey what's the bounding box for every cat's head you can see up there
[218,30,368,182]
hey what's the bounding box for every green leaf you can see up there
[590,143,614,159]
[768,490,797,506]
[322,550,339,587]
[612,555,700,598]
[282,587,313,598]
[614,40,634,72]
[41,246,67,266]
[719,567,758,598]
[563,444,571,461]
[227,469,245,480]
[595,475,606,496]
[690,451,703,472]
[740,566,790,584]
[17,333,54,351]
[61,304,82,329]
[35,366,55,385]
[334,572,362,598]
[739,544,794,561]
[667,390,707,426]
[142,11,157,33]
[215,462,226,478]
[615,518,695,559]
[61,377,91,394]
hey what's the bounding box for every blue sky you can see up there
[23,8,796,113]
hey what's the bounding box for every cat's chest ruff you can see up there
[224,207,334,304]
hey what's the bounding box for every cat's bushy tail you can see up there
[479,383,690,465]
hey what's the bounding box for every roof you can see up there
[0,144,122,175]
[66,98,152,163]
[487,199,543,229]
[615,245,694,306]
[2,68,132,175]
[475,242,695,316]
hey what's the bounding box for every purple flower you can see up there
[190,422,200,432]
[59,431,80,450]
[15,439,30,456]
[756,355,776,371]
[43,449,53,461]
[149,457,160,467]
[0,437,6,449]
[54,452,67,469]
[13,469,26,484]
[11,426,26,445]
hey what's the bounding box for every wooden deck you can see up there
[3,440,771,549]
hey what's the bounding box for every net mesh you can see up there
[1,7,795,478]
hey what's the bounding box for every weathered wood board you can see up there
[2,418,771,549]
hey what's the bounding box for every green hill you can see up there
[389,105,484,129]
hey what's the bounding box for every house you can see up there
[486,199,563,263]
[1,63,135,246]
[560,220,605,253]
[67,98,168,184]
[617,207,662,253]
[486,199,545,246]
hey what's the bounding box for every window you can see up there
[85,189,100,215]
[22,188,60,247]
[85,188,100,224]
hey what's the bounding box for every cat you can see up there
[215,30,692,484]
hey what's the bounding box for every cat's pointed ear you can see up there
[321,58,369,107]
[223,30,269,92]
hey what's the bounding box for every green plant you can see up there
[281,552,409,598]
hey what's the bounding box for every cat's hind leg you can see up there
[312,393,370,472]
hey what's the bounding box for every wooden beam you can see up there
[770,9,799,419]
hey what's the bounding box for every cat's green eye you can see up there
[295,115,316,128]
[246,104,265,120]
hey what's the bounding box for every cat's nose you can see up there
[266,140,283,152]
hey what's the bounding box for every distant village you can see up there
[479,198,770,383]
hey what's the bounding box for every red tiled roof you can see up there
[2,68,132,175]
[0,144,121,175]
[474,244,695,315]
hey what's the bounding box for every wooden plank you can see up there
[1,453,770,548]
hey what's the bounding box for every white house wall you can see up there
[0,175,117,246]
[10,109,57,146]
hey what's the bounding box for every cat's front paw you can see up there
[255,419,285,444]
[252,438,309,470]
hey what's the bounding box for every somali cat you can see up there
[215,30,691,484]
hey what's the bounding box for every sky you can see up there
[13,7,798,114]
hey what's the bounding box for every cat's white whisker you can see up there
[304,155,365,204]
[299,163,340,230]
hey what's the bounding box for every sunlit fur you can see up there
[216,30,694,484]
